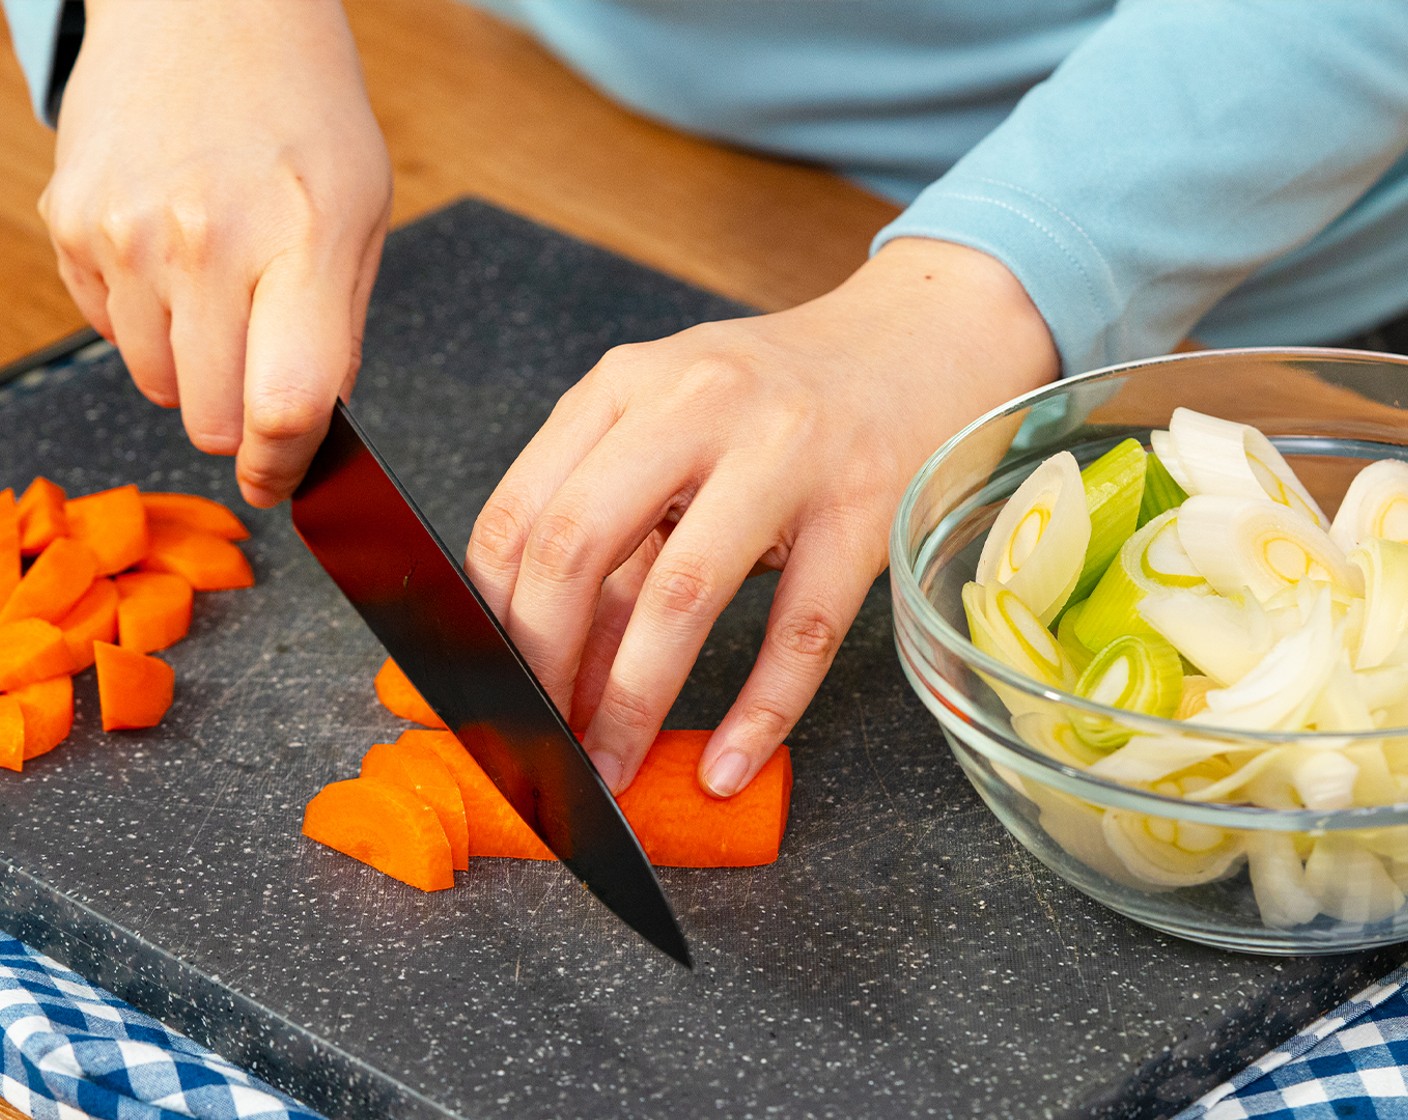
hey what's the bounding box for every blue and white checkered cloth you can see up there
[3,927,1408,1120]
[0,933,324,1120]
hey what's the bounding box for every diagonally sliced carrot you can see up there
[302,776,454,891]
[115,571,193,653]
[93,641,174,731]
[0,537,97,625]
[0,696,24,772]
[65,484,149,576]
[0,619,75,690]
[0,489,18,610]
[57,578,119,671]
[17,477,68,556]
[361,740,470,870]
[398,729,556,861]
[13,675,74,760]
[140,492,250,541]
[374,658,445,728]
[138,523,254,591]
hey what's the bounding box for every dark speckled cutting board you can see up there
[0,199,1401,1120]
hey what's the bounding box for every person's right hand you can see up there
[41,0,392,507]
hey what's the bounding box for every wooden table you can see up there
[0,2,893,1117]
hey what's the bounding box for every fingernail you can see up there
[591,751,624,795]
[703,750,749,798]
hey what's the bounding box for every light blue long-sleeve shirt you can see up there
[6,0,1408,377]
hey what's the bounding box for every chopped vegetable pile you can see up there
[964,408,1408,928]
[0,480,254,769]
[301,658,794,890]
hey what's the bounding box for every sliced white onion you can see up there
[1289,747,1360,810]
[1246,833,1320,929]
[1137,589,1275,686]
[1349,538,1408,670]
[1329,458,1408,550]
[1305,837,1405,925]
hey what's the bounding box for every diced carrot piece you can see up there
[361,740,470,871]
[399,728,556,861]
[93,641,174,731]
[302,776,454,892]
[0,619,74,690]
[17,477,68,556]
[0,696,23,772]
[115,571,193,653]
[140,492,249,541]
[57,578,119,671]
[65,485,150,576]
[0,537,97,625]
[0,489,18,610]
[616,731,793,867]
[138,523,253,590]
[13,676,74,760]
[374,658,445,728]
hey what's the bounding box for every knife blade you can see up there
[291,400,691,968]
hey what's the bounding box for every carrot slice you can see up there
[13,675,74,760]
[115,571,193,653]
[0,537,97,625]
[65,485,149,576]
[138,523,254,590]
[0,489,18,610]
[0,695,24,772]
[140,492,249,541]
[374,658,445,728]
[398,729,556,861]
[616,731,793,867]
[302,776,454,891]
[0,619,74,690]
[57,578,119,671]
[93,641,174,731]
[361,740,470,871]
[17,477,68,556]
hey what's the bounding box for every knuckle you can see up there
[97,205,145,267]
[642,555,717,622]
[597,684,658,735]
[164,195,217,267]
[467,497,533,574]
[771,604,844,666]
[246,382,327,443]
[521,510,594,582]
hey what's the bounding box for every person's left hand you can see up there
[466,238,1059,797]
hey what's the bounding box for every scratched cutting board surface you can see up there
[0,199,1401,1120]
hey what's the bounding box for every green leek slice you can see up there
[1072,438,1147,602]
[1329,458,1408,550]
[1055,598,1096,675]
[1071,633,1183,751]
[1137,449,1189,528]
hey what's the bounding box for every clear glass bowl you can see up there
[890,347,1408,954]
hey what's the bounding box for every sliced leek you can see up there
[975,451,1090,625]
[1071,633,1183,751]
[1055,598,1096,675]
[1349,538,1408,670]
[1138,449,1189,528]
[1073,438,1146,602]
[1137,589,1274,686]
[1329,458,1408,550]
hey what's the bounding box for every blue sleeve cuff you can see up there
[3,0,82,125]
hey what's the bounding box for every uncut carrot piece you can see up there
[58,578,119,671]
[616,731,793,867]
[65,485,149,576]
[13,675,74,760]
[399,729,556,861]
[0,695,23,772]
[140,492,249,541]
[302,776,454,892]
[0,619,74,690]
[374,658,445,728]
[0,537,97,625]
[138,523,254,591]
[115,571,193,653]
[0,489,18,610]
[93,641,174,731]
[17,477,68,556]
[361,740,470,871]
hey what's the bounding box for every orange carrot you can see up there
[65,485,149,576]
[115,571,193,653]
[398,728,556,861]
[138,523,254,591]
[361,740,470,870]
[302,777,454,891]
[616,731,792,867]
[13,675,74,760]
[93,641,174,731]
[57,578,119,671]
[374,658,445,728]
[0,619,74,690]
[0,537,97,625]
[140,492,249,541]
[0,695,23,772]
[17,477,68,556]
[0,489,18,610]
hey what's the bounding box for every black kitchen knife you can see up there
[291,400,691,968]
